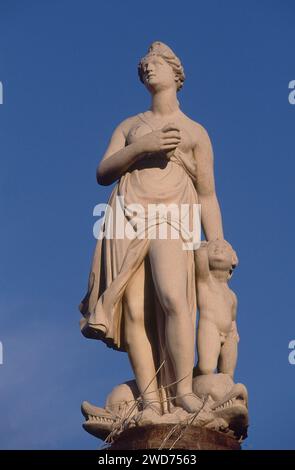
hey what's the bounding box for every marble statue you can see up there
[195,239,239,378]
[79,41,248,445]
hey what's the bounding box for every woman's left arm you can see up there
[193,126,224,241]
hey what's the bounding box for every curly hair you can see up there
[138,41,185,91]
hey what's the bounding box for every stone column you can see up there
[108,425,241,451]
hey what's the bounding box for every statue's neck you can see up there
[150,89,180,117]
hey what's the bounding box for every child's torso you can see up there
[197,279,236,334]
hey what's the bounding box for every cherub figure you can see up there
[195,239,239,379]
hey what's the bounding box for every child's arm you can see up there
[231,321,240,343]
[218,293,239,378]
[231,293,240,342]
[195,241,210,281]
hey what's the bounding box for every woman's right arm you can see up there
[96,121,144,186]
[97,120,181,186]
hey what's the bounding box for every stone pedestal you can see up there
[108,425,241,450]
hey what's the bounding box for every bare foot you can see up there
[133,402,162,425]
[175,393,203,413]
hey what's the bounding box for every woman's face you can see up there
[141,55,176,93]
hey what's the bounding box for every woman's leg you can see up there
[148,238,202,413]
[123,257,161,413]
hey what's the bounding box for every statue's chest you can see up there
[126,121,193,154]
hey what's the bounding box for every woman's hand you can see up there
[96,122,181,185]
[138,124,181,156]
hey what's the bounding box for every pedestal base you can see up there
[108,424,241,450]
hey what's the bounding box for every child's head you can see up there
[207,239,238,276]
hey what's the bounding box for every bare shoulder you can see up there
[196,274,212,289]
[181,113,211,147]
[116,114,141,137]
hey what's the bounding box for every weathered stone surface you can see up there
[80,41,249,449]
[82,374,248,443]
[108,425,241,450]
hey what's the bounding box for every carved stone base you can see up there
[82,375,248,447]
[108,424,241,450]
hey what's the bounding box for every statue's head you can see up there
[138,41,185,93]
[207,239,238,277]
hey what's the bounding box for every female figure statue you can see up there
[80,41,224,417]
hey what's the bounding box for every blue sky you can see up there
[0,0,294,449]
